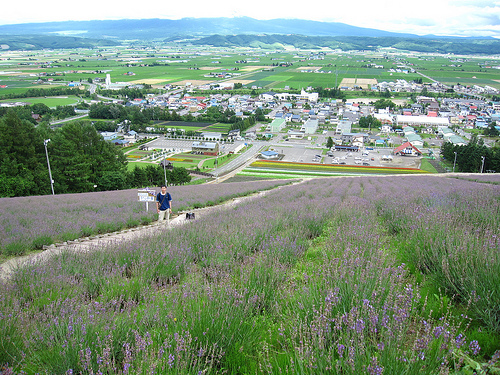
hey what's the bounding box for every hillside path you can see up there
[0,180,304,281]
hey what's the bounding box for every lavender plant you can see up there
[0,174,498,374]
[0,179,293,255]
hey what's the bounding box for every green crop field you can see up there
[0,95,81,107]
[1,46,500,97]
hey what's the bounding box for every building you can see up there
[227,129,241,141]
[406,133,424,148]
[341,132,370,144]
[269,118,287,133]
[101,132,118,141]
[301,118,318,134]
[287,130,305,139]
[393,142,422,156]
[336,119,352,135]
[396,115,449,128]
[191,141,219,156]
[260,150,279,159]
[201,132,222,140]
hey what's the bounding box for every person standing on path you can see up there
[156,185,172,225]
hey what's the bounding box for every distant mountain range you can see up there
[0,17,499,54]
[0,17,420,39]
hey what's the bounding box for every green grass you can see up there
[419,158,439,173]
[127,161,156,171]
[0,95,81,107]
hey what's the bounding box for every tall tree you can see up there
[49,122,127,193]
[0,110,45,196]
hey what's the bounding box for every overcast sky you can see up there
[1,0,499,38]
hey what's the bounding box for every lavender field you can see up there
[0,179,292,256]
[0,174,499,374]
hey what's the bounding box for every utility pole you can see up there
[44,139,55,195]
[480,156,485,173]
[453,151,457,173]
[163,152,168,186]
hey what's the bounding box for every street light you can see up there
[215,149,219,183]
[480,156,485,173]
[44,139,55,195]
[163,152,168,187]
[453,151,457,173]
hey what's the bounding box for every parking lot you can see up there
[269,142,421,169]
[141,134,423,170]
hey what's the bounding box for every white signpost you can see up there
[137,188,156,211]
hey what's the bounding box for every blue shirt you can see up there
[156,192,172,211]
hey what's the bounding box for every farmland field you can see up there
[2,47,500,96]
[1,174,499,373]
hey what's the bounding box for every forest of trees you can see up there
[0,110,191,197]
[440,134,500,173]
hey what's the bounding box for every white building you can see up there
[301,118,319,134]
[396,115,449,127]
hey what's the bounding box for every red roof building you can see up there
[393,141,422,156]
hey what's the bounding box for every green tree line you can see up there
[0,86,83,101]
[440,134,500,173]
[0,110,190,197]
[88,103,261,133]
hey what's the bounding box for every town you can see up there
[1,46,499,186]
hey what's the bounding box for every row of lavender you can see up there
[376,176,500,335]
[0,179,292,255]
[1,175,499,373]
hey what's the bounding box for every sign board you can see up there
[138,189,156,202]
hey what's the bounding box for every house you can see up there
[341,132,370,144]
[123,130,138,144]
[260,92,277,102]
[446,134,467,146]
[245,130,257,140]
[406,133,424,148]
[380,125,393,133]
[112,139,130,147]
[227,129,241,141]
[101,132,119,141]
[393,142,422,156]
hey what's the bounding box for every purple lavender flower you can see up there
[469,340,480,356]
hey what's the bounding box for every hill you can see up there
[1,17,499,54]
[189,34,500,54]
[0,174,499,373]
[0,17,418,40]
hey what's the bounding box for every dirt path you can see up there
[0,181,303,281]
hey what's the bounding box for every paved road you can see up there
[50,113,88,125]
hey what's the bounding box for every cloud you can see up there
[0,0,499,37]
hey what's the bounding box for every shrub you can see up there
[31,235,52,250]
